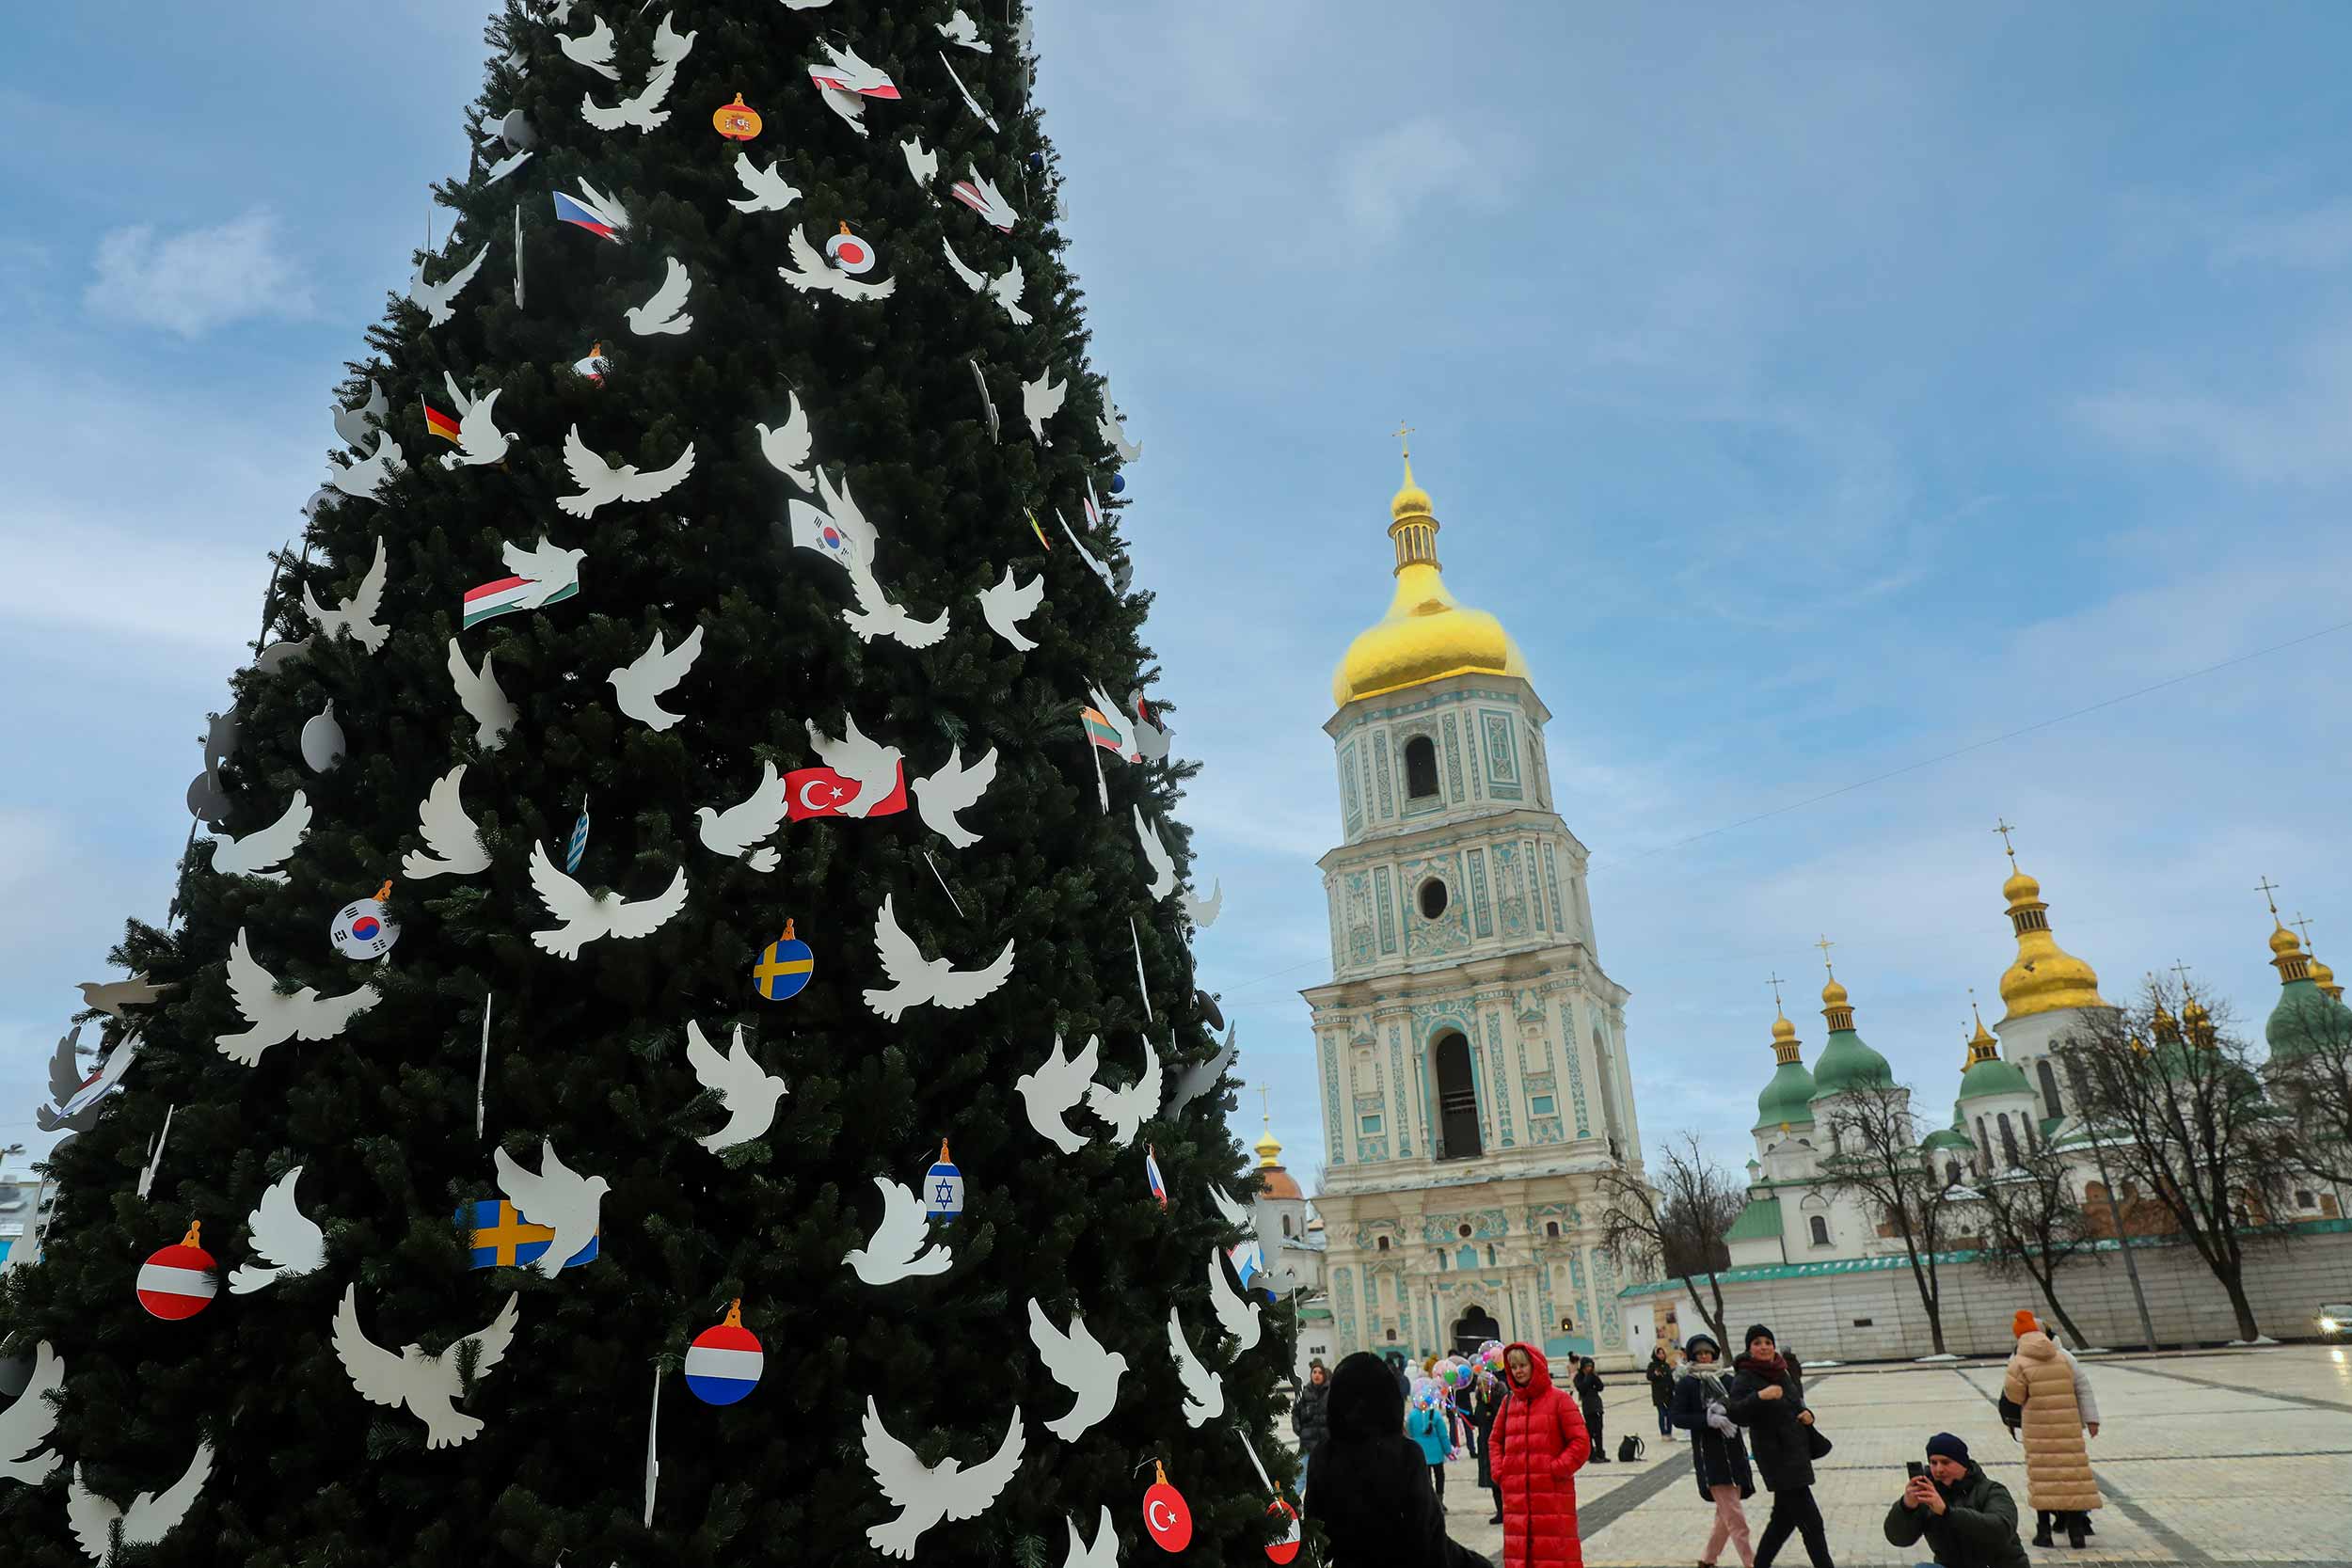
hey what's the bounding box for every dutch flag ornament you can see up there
[685,1299,764,1406]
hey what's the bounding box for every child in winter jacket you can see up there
[1409,1398,1454,1510]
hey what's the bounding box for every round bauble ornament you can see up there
[1265,1497,1301,1564]
[1108,471,1127,496]
[754,921,814,1001]
[712,93,763,142]
[136,1222,216,1321]
[923,1141,963,1225]
[331,880,400,961]
[685,1299,764,1405]
[825,221,878,276]
[1142,1462,1192,1553]
[300,699,346,773]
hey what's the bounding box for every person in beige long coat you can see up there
[2001,1310,2103,1548]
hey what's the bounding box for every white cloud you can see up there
[2073,326,2352,485]
[1336,117,1510,245]
[87,209,312,338]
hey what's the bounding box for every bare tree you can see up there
[1597,1132,1744,1350]
[1962,1139,2095,1348]
[1818,1081,1964,1355]
[2266,991,2352,1190]
[2068,977,2302,1341]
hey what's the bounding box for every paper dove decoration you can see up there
[938,8,991,52]
[332,1287,520,1449]
[696,761,788,871]
[1133,807,1177,900]
[401,765,489,879]
[226,1164,326,1294]
[410,243,488,328]
[483,146,532,185]
[625,257,692,334]
[899,135,938,189]
[807,43,896,136]
[938,51,998,131]
[756,392,816,492]
[1086,1037,1163,1148]
[500,536,587,606]
[492,1139,608,1278]
[969,359,1000,441]
[912,744,996,849]
[66,1440,212,1565]
[651,10,694,65]
[332,434,405,501]
[862,894,1013,1022]
[608,624,703,730]
[949,169,1018,231]
[77,976,172,1018]
[1022,372,1066,444]
[778,223,898,302]
[1018,1033,1100,1155]
[787,469,946,648]
[215,927,379,1067]
[941,238,1031,325]
[1083,685,1141,762]
[440,388,513,469]
[57,1035,136,1118]
[976,565,1042,651]
[1167,1307,1225,1429]
[558,12,618,78]
[0,1338,62,1484]
[1204,1243,1263,1351]
[861,1400,1024,1560]
[1100,407,1142,463]
[208,791,310,878]
[730,152,803,214]
[38,1026,101,1136]
[583,58,679,134]
[302,537,390,652]
[526,842,688,958]
[445,639,517,749]
[559,425,694,516]
[682,1021,787,1152]
[1162,1022,1236,1116]
[1027,1299,1126,1441]
[1060,515,1118,594]
[333,378,388,450]
[1063,1510,1119,1568]
[1184,879,1223,929]
[844,1177,950,1284]
[804,715,905,817]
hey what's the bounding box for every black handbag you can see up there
[1805,1423,1834,1460]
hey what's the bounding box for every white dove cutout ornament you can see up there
[755,391,816,492]
[861,1400,1024,1560]
[66,1440,213,1566]
[527,842,689,959]
[941,238,1031,325]
[302,537,390,652]
[949,168,1019,231]
[1183,879,1224,931]
[938,8,990,52]
[1017,1032,1099,1155]
[331,433,405,501]
[682,1020,787,1152]
[559,424,694,517]
[208,790,310,878]
[730,152,803,214]
[608,623,704,730]
[625,256,693,334]
[333,377,388,450]
[862,893,1013,1022]
[843,1177,949,1284]
[912,744,996,848]
[1063,1509,1119,1568]
[492,1139,608,1277]
[557,12,618,78]
[695,761,789,871]
[1100,407,1142,464]
[778,222,898,302]
[1204,1243,1263,1352]
[215,927,380,1067]
[1060,516,1118,594]
[410,242,488,327]
[1027,1299,1126,1442]
[445,639,517,749]
[1022,371,1067,444]
[937,51,998,132]
[332,1286,521,1449]
[0,1339,63,1484]
[899,135,938,189]
[1162,1022,1236,1117]
[583,57,679,134]
[226,1164,326,1294]
[440,387,513,468]
[1085,1037,1163,1148]
[1133,807,1177,899]
[975,564,1042,651]
[1167,1306,1224,1429]
[803,714,904,817]
[500,535,587,609]
[401,765,490,880]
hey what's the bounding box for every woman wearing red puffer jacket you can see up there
[1487,1341,1592,1568]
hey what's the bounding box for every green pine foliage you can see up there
[1,3,1291,1562]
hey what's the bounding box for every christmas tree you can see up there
[0,4,1291,1563]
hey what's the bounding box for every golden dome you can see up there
[1994,858,2107,1021]
[2311,954,2340,998]
[1332,454,1529,707]
[1820,974,1849,1008]
[2269,923,2301,957]
[1254,1126,1283,1168]
[1771,1011,1798,1045]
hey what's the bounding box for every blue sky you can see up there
[7,2,2352,1193]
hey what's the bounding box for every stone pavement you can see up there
[1403,1345,2352,1566]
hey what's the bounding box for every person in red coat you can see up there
[1488,1341,1592,1568]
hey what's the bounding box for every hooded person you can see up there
[1669,1332,1756,1567]
[1302,1351,1486,1568]
[1293,1358,1334,1489]
[1724,1324,1834,1568]
[1999,1311,2102,1548]
[1571,1356,1609,1463]
[1883,1433,2030,1568]
[1487,1341,1591,1568]
[1646,1343,1678,1439]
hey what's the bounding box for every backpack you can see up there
[1617,1434,1645,1463]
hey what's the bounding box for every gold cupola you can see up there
[1331,444,1529,707]
[1993,835,2107,1022]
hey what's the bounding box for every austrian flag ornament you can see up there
[137,1222,217,1321]
[685,1300,764,1406]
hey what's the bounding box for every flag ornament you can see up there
[564,800,592,875]
[423,401,463,443]
[807,57,898,100]
[711,93,763,143]
[1028,510,1052,551]
[136,1222,216,1321]
[824,222,878,276]
[1081,708,1125,755]
[331,880,401,961]
[923,1141,964,1225]
[754,921,815,1002]
[1265,1497,1301,1564]
[685,1299,765,1406]
[1142,1462,1193,1553]
[783,764,907,821]
[1145,1146,1168,1210]
[463,574,575,629]
[572,341,606,384]
[1228,1236,1267,1296]
[461,1198,600,1270]
[553,190,622,241]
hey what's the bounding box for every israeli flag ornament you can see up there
[923,1140,964,1226]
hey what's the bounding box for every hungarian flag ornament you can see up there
[824,221,878,276]
[685,1299,764,1406]
[922,1141,963,1225]
[136,1222,217,1321]
[330,880,400,961]
[1142,1461,1193,1553]
[754,921,815,1001]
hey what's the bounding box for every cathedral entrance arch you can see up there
[1452,1304,1502,1355]
[1433,1032,1482,1159]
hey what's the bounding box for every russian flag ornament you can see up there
[685,1299,764,1406]
[136,1222,217,1321]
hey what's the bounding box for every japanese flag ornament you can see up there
[685,1300,764,1406]
[136,1222,216,1321]
[826,223,879,275]
[1143,1462,1193,1553]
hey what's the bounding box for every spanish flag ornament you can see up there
[712,93,763,142]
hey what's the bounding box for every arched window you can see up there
[1403,736,1439,800]
[1808,1215,1831,1247]
[1544,1220,1562,1240]
[1433,1032,1482,1160]
[1976,1117,1994,1171]
[2037,1060,2064,1120]
[1486,1244,1499,1267]
[1281,1214,1293,1238]
[1945,1159,1962,1187]
[1998,1114,2021,1169]
[1375,1235,1391,1252]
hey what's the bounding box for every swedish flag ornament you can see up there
[754,921,814,1001]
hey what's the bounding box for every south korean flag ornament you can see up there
[331,879,400,961]
[685,1299,765,1406]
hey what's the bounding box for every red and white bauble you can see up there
[136,1222,217,1321]
[825,223,878,276]
[1265,1497,1300,1564]
[685,1300,765,1406]
[1142,1462,1193,1553]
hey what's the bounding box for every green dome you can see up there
[1922,1106,1976,1152]
[2266,977,2347,1064]
[1810,1025,1894,1100]
[1958,1053,2033,1103]
[1754,1058,1818,1132]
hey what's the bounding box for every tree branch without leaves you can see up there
[1597,1132,1743,1351]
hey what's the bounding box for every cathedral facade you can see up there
[1303,455,1645,1370]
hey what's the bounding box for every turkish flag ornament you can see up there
[1143,1461,1193,1553]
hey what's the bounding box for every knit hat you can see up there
[1926,1433,1970,1465]
[2011,1309,2040,1338]
[1742,1323,1776,1351]
[1684,1333,1722,1360]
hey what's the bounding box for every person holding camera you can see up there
[1883,1433,2030,1568]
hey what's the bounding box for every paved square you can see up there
[1403,1346,2352,1567]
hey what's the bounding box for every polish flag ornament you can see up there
[685,1299,764,1406]
[1142,1461,1193,1553]
[136,1222,217,1321]
[1265,1497,1301,1564]
[824,222,879,276]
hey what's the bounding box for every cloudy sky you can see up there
[6,3,2351,1193]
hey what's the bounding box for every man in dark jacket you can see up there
[1293,1359,1333,1489]
[1724,1324,1833,1568]
[1302,1352,1487,1568]
[1883,1433,2029,1568]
